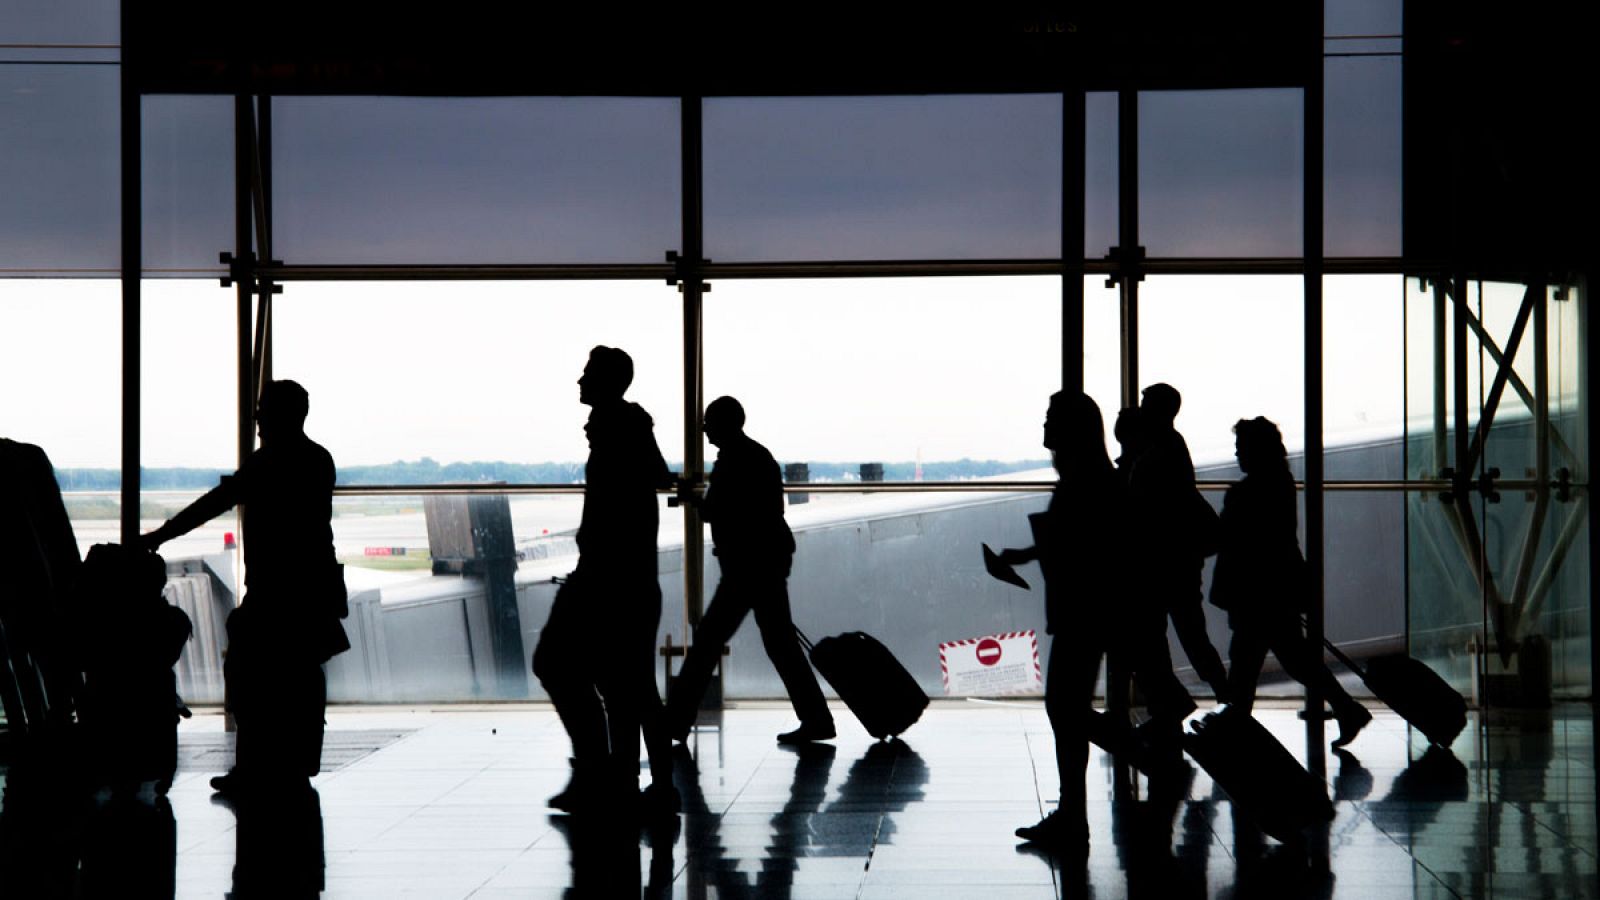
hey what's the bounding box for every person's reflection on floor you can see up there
[0,751,91,897]
[1330,747,1374,805]
[222,782,325,899]
[821,739,928,848]
[550,807,675,899]
[79,791,177,899]
[758,742,837,897]
[1110,761,1210,900]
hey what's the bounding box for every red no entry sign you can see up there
[976,638,1003,666]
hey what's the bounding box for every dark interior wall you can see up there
[1404,1,1597,276]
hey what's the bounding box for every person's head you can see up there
[1044,391,1113,476]
[255,380,309,443]
[1140,383,1181,427]
[1233,416,1287,475]
[703,396,746,448]
[578,346,633,406]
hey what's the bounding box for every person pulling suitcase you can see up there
[664,396,834,745]
[1210,417,1370,748]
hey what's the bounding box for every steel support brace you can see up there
[1462,283,1539,478]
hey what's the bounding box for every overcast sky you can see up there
[1,274,1425,474]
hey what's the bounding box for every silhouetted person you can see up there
[665,396,833,745]
[138,380,349,794]
[76,543,193,794]
[1211,417,1370,748]
[996,393,1133,855]
[533,346,677,818]
[0,437,83,735]
[1131,383,1230,701]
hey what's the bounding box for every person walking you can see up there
[664,396,833,745]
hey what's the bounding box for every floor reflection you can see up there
[0,704,1594,897]
[221,783,324,899]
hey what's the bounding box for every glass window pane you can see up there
[1326,0,1401,36]
[141,280,243,705]
[1325,58,1401,257]
[316,491,680,702]
[725,489,1049,699]
[1084,92,1118,258]
[1084,276,1123,447]
[0,65,118,273]
[272,282,684,480]
[1325,275,1404,477]
[704,95,1061,262]
[1139,90,1303,258]
[143,96,233,275]
[272,98,681,264]
[702,277,1059,476]
[1138,275,1305,465]
[0,280,121,555]
[0,0,118,46]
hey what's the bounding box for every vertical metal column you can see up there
[234,96,255,477]
[1116,89,1140,408]
[119,26,141,543]
[680,97,706,630]
[255,96,273,389]
[1062,87,1086,396]
[1303,41,1328,757]
[231,94,256,597]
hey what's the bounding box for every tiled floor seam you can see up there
[1346,798,1467,900]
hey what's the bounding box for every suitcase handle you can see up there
[1306,615,1368,679]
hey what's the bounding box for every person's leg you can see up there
[1127,603,1197,726]
[664,577,750,740]
[631,586,678,813]
[1018,634,1098,851]
[750,576,832,737]
[1224,616,1269,715]
[1165,569,1229,699]
[1265,615,1371,745]
[533,585,607,808]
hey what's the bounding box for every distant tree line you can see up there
[53,456,1049,490]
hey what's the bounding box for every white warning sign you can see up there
[939,630,1042,696]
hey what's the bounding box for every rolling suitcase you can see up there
[1322,639,1466,748]
[1183,710,1334,844]
[797,628,928,739]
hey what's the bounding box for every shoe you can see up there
[209,770,245,796]
[1015,811,1089,854]
[1331,705,1372,749]
[776,721,836,744]
[548,758,596,813]
[640,783,681,818]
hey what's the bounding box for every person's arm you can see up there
[996,545,1038,565]
[138,477,240,550]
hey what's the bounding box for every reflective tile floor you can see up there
[1,701,1595,898]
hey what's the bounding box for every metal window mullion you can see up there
[1118,88,1139,407]
[1303,42,1327,744]
[1063,86,1086,395]
[234,95,255,554]
[119,35,141,543]
[681,95,707,631]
